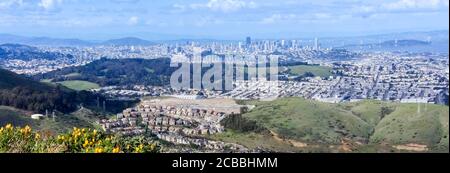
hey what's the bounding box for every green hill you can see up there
[217,98,449,153]
[33,58,176,87]
[0,68,110,114]
[0,68,54,91]
[1,69,138,134]
[286,65,333,78]
[370,103,448,150]
[0,106,35,127]
[0,105,109,134]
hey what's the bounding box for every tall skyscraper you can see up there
[314,38,319,51]
[246,37,252,47]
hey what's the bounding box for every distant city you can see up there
[1,32,448,104]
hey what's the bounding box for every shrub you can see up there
[0,124,160,153]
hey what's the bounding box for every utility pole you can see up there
[52,110,56,122]
[97,97,100,108]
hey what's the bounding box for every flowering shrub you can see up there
[0,124,160,153]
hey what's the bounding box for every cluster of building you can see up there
[1,37,351,75]
[97,100,245,151]
[221,53,449,104]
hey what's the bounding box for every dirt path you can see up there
[270,130,308,148]
[393,144,428,152]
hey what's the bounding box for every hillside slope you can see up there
[1,69,105,114]
[0,68,54,91]
[219,98,449,153]
[34,58,176,87]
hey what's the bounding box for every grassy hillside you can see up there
[0,106,104,134]
[0,106,35,127]
[242,98,374,144]
[370,103,449,151]
[286,65,333,77]
[34,58,176,87]
[0,68,112,114]
[57,80,100,91]
[216,98,449,153]
[0,68,53,91]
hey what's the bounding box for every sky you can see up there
[0,0,449,40]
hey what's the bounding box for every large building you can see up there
[314,38,319,50]
[246,37,252,47]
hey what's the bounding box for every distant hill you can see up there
[327,30,449,53]
[0,44,73,61]
[338,39,448,53]
[102,37,154,46]
[34,58,176,87]
[380,40,431,46]
[0,34,154,47]
[0,34,93,47]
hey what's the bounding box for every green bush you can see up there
[0,124,160,153]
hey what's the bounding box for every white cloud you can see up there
[261,14,285,24]
[260,12,346,25]
[0,0,24,8]
[38,0,63,10]
[260,14,308,24]
[186,0,257,13]
[127,16,139,25]
[207,0,255,12]
[350,0,449,18]
[383,0,448,10]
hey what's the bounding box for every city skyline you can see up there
[0,0,449,40]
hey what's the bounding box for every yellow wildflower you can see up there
[150,144,156,151]
[134,144,144,153]
[83,139,89,148]
[94,147,103,153]
[112,147,120,153]
[35,133,41,140]
[5,124,12,130]
[21,125,32,135]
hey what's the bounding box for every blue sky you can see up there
[0,0,448,40]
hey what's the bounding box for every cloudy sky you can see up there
[0,0,448,40]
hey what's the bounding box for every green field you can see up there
[286,65,333,77]
[64,72,82,78]
[57,80,100,91]
[40,79,54,83]
[215,98,449,153]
